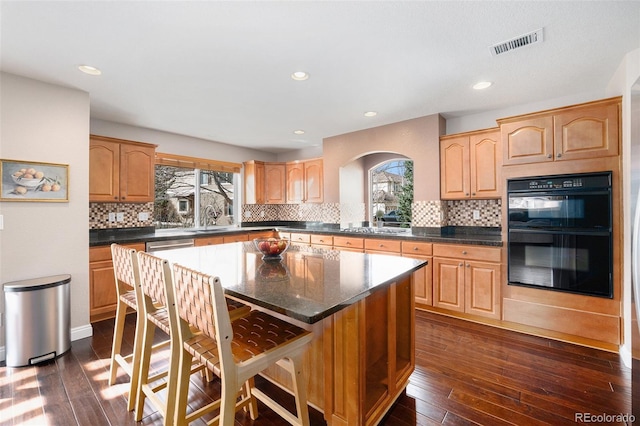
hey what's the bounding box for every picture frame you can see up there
[0,159,69,202]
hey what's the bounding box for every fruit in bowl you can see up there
[253,237,289,260]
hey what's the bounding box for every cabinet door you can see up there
[554,101,619,161]
[89,259,118,322]
[265,163,286,204]
[405,254,432,307]
[470,131,501,198]
[464,261,501,319]
[501,116,553,165]
[243,161,265,204]
[286,162,304,203]
[432,257,465,312]
[119,143,155,202]
[440,136,469,199]
[89,139,120,202]
[304,159,323,203]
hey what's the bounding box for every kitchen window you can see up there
[370,159,413,226]
[154,153,241,230]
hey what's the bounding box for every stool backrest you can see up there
[137,251,169,307]
[172,264,233,360]
[111,243,138,288]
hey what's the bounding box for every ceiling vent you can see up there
[490,28,544,56]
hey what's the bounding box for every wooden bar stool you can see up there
[172,263,313,426]
[134,251,250,425]
[108,243,170,411]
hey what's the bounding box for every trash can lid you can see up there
[4,274,71,292]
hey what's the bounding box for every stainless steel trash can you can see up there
[4,274,71,367]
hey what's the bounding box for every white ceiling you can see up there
[1,1,639,153]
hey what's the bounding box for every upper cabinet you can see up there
[89,135,157,203]
[264,163,287,204]
[286,158,324,204]
[243,161,286,204]
[499,97,620,166]
[440,128,501,200]
[243,160,265,204]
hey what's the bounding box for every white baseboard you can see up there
[620,343,632,369]
[0,323,93,363]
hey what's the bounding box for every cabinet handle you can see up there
[472,192,476,196]
[465,193,469,196]
[547,154,552,158]
[466,263,470,268]
[459,262,463,267]
[413,247,419,251]
[121,197,125,200]
[114,196,118,200]
[557,153,562,158]
[379,244,384,248]
[462,251,467,255]
[346,242,351,245]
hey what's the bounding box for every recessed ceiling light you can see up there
[364,111,377,117]
[473,81,492,90]
[291,71,309,81]
[78,65,102,76]
[293,130,305,135]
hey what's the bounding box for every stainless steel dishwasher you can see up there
[146,238,195,253]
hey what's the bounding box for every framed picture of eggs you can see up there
[0,159,69,202]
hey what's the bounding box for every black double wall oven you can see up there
[507,171,613,298]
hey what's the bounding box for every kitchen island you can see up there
[160,241,427,426]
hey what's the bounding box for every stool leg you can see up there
[174,347,195,426]
[126,309,144,411]
[134,319,156,421]
[289,354,310,426]
[108,299,127,386]
[219,374,240,426]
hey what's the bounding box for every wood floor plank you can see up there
[1,310,630,425]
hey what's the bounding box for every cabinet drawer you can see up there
[289,233,311,244]
[433,244,501,263]
[223,234,248,243]
[401,241,433,257]
[311,234,333,246]
[364,238,401,253]
[195,236,224,246]
[89,243,144,262]
[333,236,364,249]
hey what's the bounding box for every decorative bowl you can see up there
[253,237,290,260]
[11,174,45,188]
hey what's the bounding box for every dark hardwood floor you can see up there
[0,310,631,425]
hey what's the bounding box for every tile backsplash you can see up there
[90,199,502,230]
[242,198,502,228]
[90,202,154,229]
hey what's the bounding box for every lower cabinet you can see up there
[89,242,145,323]
[401,241,433,307]
[432,244,501,319]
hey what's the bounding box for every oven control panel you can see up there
[507,172,611,192]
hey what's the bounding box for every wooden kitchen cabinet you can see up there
[90,135,156,203]
[432,243,501,319]
[264,163,286,204]
[243,160,265,204]
[89,243,145,323]
[286,158,323,203]
[499,97,620,166]
[401,241,433,307]
[243,161,286,204]
[440,128,501,199]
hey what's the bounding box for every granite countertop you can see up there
[158,241,427,324]
[90,224,502,247]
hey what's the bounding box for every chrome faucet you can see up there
[203,205,216,229]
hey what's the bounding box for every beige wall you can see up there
[322,114,445,204]
[0,72,91,355]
